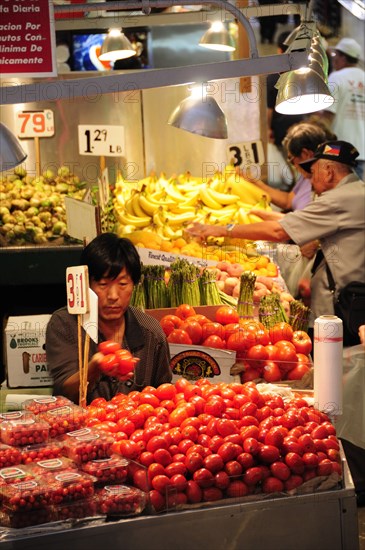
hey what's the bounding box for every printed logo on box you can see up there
[170,350,221,381]
[9,334,44,350]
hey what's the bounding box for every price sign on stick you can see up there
[15,109,55,178]
[227,140,264,168]
[78,125,125,157]
[66,266,91,408]
[15,110,55,138]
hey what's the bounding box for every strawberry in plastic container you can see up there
[97,341,139,380]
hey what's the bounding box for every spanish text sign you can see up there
[0,0,57,77]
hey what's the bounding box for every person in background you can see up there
[321,38,365,179]
[187,141,365,334]
[46,233,172,405]
[249,121,337,215]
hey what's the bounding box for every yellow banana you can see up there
[131,193,149,218]
[117,224,136,236]
[124,197,136,216]
[164,183,187,202]
[199,187,222,209]
[153,208,165,228]
[236,208,251,224]
[163,225,183,239]
[118,211,151,228]
[208,188,241,205]
[163,210,196,226]
[169,204,196,214]
[138,193,173,215]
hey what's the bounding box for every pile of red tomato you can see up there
[160,305,312,383]
[86,379,342,513]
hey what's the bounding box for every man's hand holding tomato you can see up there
[96,340,139,380]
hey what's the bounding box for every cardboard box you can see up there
[146,306,238,384]
[4,315,53,388]
[169,343,238,384]
[0,382,53,412]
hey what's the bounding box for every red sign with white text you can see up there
[0,0,57,77]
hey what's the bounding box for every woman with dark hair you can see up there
[46,233,171,405]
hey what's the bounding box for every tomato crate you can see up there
[26,456,77,477]
[0,416,50,447]
[20,441,64,464]
[168,343,238,384]
[0,443,22,469]
[81,455,129,485]
[23,395,73,415]
[51,498,99,522]
[38,404,87,438]
[96,484,147,517]
[0,508,52,529]
[58,427,115,464]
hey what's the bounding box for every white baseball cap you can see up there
[332,38,362,60]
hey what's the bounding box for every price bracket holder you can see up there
[15,110,55,177]
[66,266,97,408]
[64,196,101,244]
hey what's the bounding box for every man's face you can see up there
[310,159,331,195]
[90,268,134,323]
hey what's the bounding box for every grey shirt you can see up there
[279,173,365,320]
[46,305,172,404]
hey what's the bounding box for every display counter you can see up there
[0,453,359,550]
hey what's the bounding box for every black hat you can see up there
[299,140,359,172]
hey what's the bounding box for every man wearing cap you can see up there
[187,140,365,334]
[322,38,365,179]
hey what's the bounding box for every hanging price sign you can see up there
[227,140,264,167]
[78,125,125,157]
[66,266,90,315]
[15,110,55,138]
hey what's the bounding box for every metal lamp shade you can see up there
[199,27,236,52]
[99,31,136,62]
[275,69,334,115]
[0,122,27,172]
[168,95,228,139]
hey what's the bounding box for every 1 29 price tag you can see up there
[66,266,90,315]
[15,110,55,138]
[78,125,125,157]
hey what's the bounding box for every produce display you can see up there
[0,378,342,532]
[0,166,85,245]
[159,305,312,383]
[87,380,341,512]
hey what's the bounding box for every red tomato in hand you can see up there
[98,340,121,355]
[99,354,119,376]
[292,330,312,355]
[215,306,239,325]
[167,329,193,345]
[175,304,196,320]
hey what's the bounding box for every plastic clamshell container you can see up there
[0,417,50,447]
[50,497,99,522]
[41,470,96,504]
[0,508,52,528]
[0,464,35,485]
[59,427,114,464]
[38,404,87,438]
[0,443,22,469]
[81,455,129,484]
[96,484,147,517]
[1,478,53,511]
[26,456,77,478]
[23,395,73,415]
[0,410,36,425]
[20,440,63,464]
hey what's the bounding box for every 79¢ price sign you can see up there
[66,266,90,315]
[78,125,125,157]
[15,110,55,138]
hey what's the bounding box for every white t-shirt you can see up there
[326,66,365,160]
